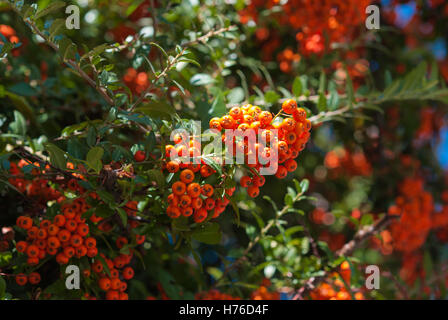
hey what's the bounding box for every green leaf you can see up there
[192,222,222,244]
[264,90,280,104]
[9,110,27,136]
[117,208,128,227]
[190,73,215,86]
[49,18,65,39]
[44,142,67,169]
[299,179,309,193]
[34,1,66,20]
[0,276,5,299]
[292,76,302,97]
[345,66,355,108]
[227,87,245,103]
[317,91,327,112]
[208,91,226,118]
[136,101,177,119]
[81,44,109,61]
[86,146,104,173]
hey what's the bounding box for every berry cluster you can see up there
[0,24,21,56]
[15,198,97,266]
[309,262,364,300]
[159,99,311,222]
[387,177,433,253]
[9,160,61,204]
[239,0,369,74]
[214,99,311,191]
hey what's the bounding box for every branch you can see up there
[292,214,398,300]
[130,25,237,110]
[12,5,115,106]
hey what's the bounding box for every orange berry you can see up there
[56,252,69,265]
[70,234,83,247]
[15,273,28,286]
[179,195,192,208]
[180,169,195,184]
[99,277,111,291]
[64,246,75,258]
[209,117,222,131]
[27,226,39,239]
[285,159,297,172]
[53,214,66,227]
[122,267,134,280]
[252,175,266,187]
[193,208,208,223]
[85,237,97,249]
[247,186,260,198]
[116,236,128,249]
[166,161,180,173]
[110,278,121,290]
[92,260,103,273]
[275,166,288,179]
[20,217,33,230]
[28,272,41,285]
[167,205,181,218]
[259,111,273,125]
[167,193,179,206]
[229,107,243,119]
[37,228,47,240]
[201,184,214,197]
[281,118,296,131]
[187,183,201,198]
[172,181,187,196]
[240,175,252,188]
[57,230,71,243]
[191,197,203,210]
[282,99,297,114]
[16,241,28,253]
[106,290,120,300]
[293,107,307,122]
[220,115,236,129]
[26,245,39,258]
[47,224,59,236]
[181,206,193,217]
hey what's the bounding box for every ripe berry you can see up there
[275,166,288,179]
[16,241,28,253]
[282,99,298,114]
[106,290,120,300]
[240,175,252,188]
[259,111,273,125]
[122,267,134,280]
[166,161,180,173]
[99,277,111,291]
[247,186,260,198]
[187,183,201,198]
[193,208,208,223]
[181,206,193,217]
[180,169,195,184]
[134,150,146,162]
[28,272,41,285]
[285,159,298,172]
[201,184,214,197]
[172,181,187,196]
[15,273,28,286]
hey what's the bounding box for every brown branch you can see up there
[13,8,115,106]
[292,214,398,300]
[130,25,237,110]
